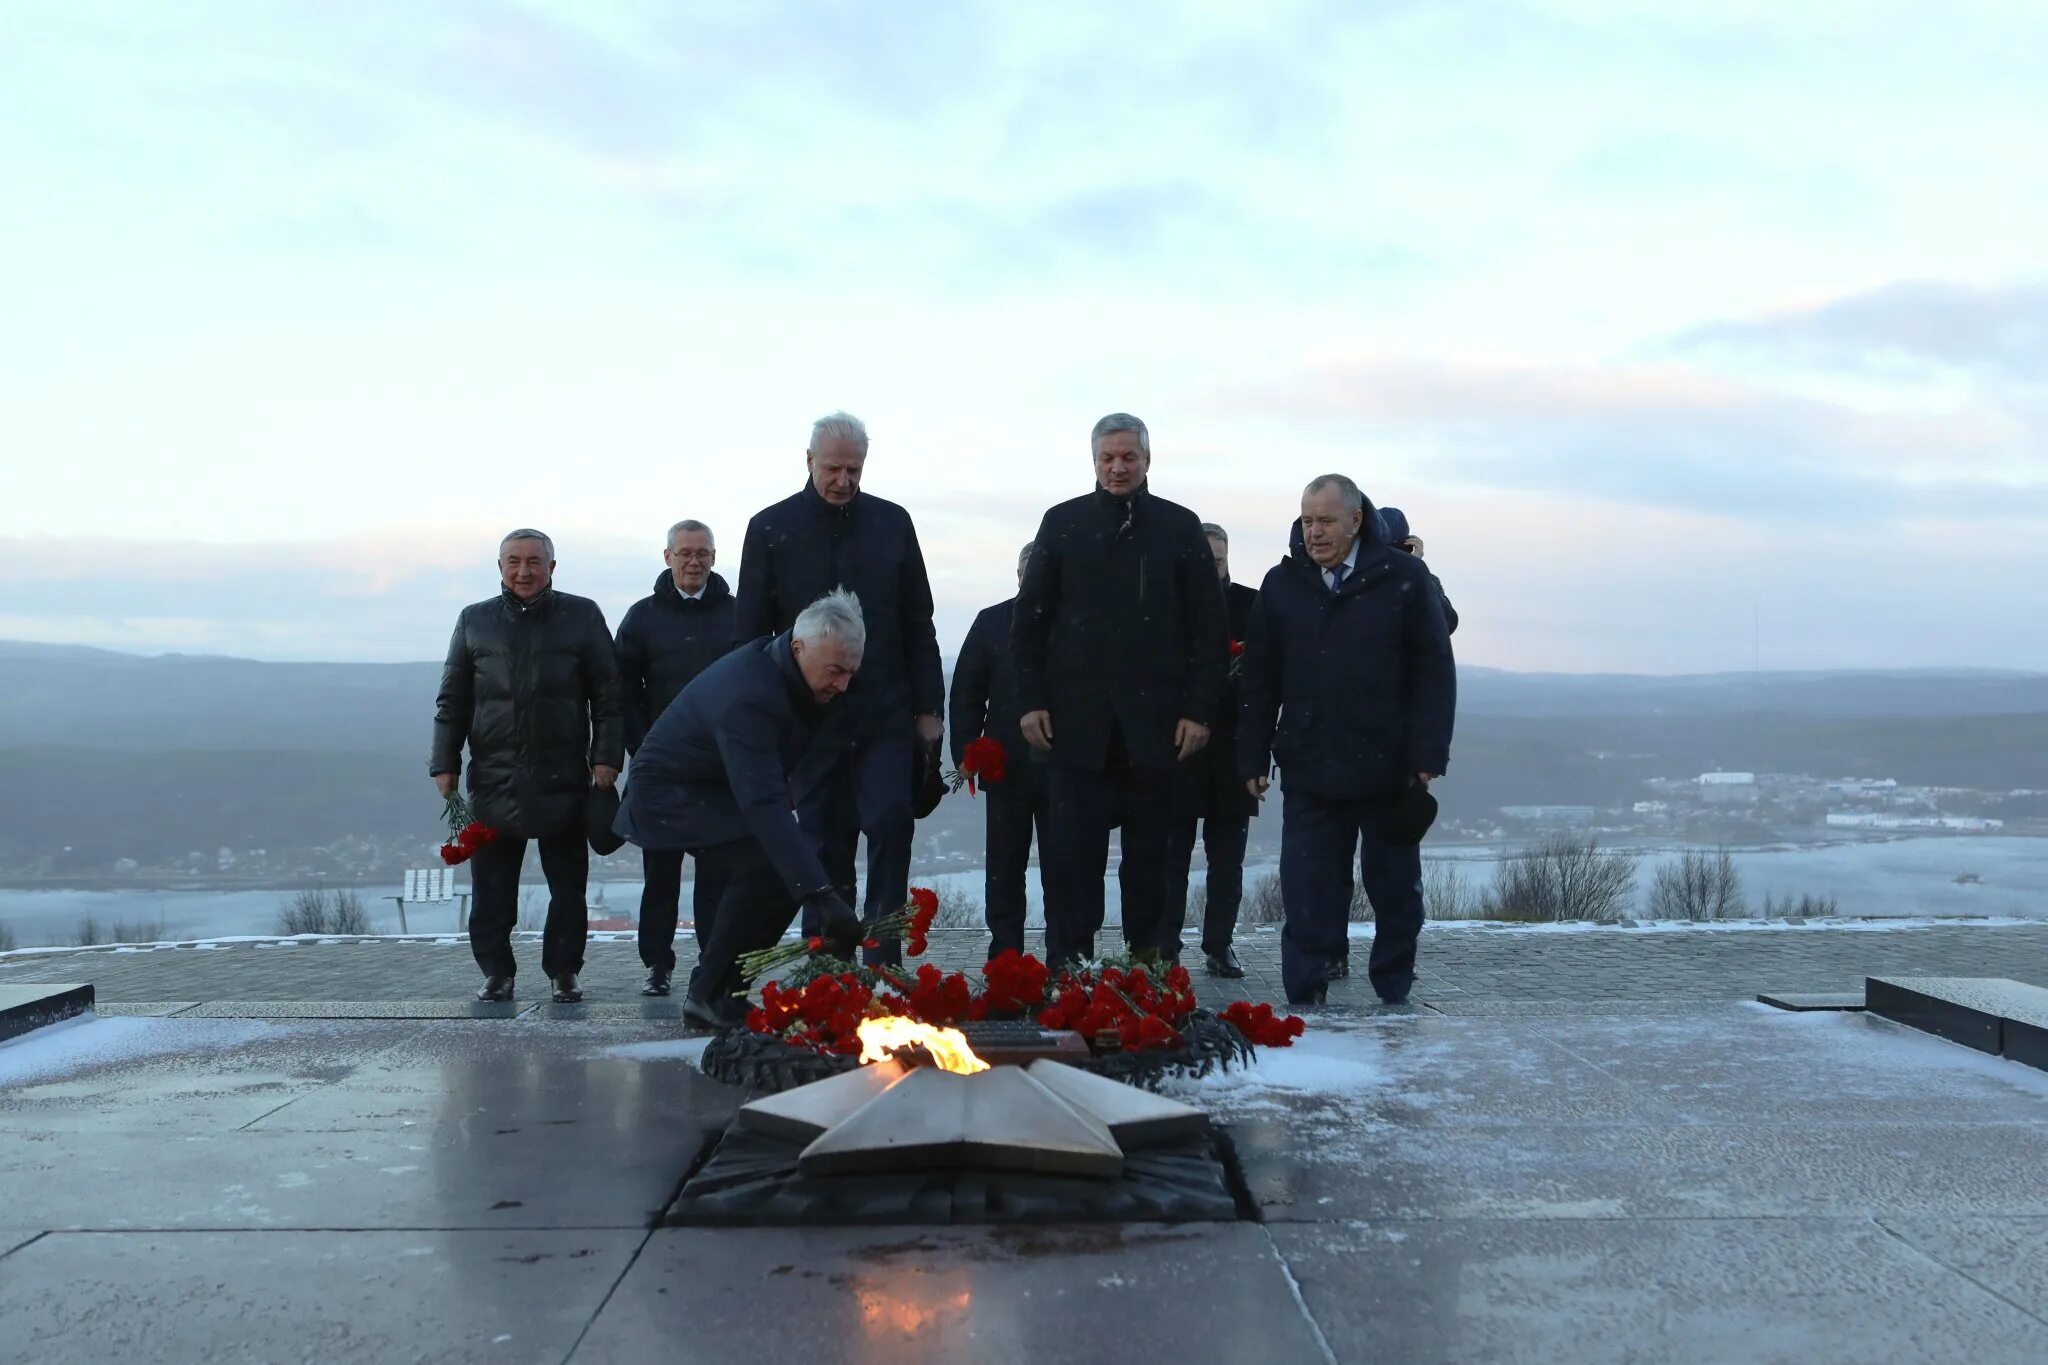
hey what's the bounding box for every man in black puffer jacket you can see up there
[431,529,624,1004]
[614,518,737,996]
[1239,478,1456,1007]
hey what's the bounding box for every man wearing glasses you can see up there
[614,520,737,996]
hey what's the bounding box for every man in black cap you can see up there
[1240,477,1456,1006]
[1376,506,1459,634]
[431,528,623,1004]
[1014,412,1229,966]
[614,518,736,997]
[614,588,867,1028]
[949,541,1046,958]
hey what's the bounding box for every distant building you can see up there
[1827,778,1898,796]
[1825,813,2004,832]
[1632,801,1668,814]
[1697,772,1758,805]
[1499,805,1598,824]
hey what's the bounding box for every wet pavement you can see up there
[4,933,2048,1360]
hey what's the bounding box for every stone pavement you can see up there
[2,921,2045,1015]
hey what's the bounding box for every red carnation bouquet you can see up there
[437,793,498,866]
[1228,638,1246,681]
[738,885,943,981]
[1221,1000,1307,1047]
[945,736,1006,796]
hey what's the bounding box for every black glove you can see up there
[806,892,862,958]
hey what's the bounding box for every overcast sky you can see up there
[4,1,2045,672]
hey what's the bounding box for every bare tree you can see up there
[329,890,371,935]
[74,912,104,947]
[1761,892,1839,919]
[929,884,984,929]
[1423,859,1481,921]
[1241,871,1286,926]
[0,921,16,953]
[1649,848,1745,921]
[1485,836,1639,923]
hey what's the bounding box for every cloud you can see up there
[1234,335,2045,522]
[1669,279,2048,380]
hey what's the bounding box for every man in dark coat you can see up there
[614,589,866,1028]
[614,518,737,997]
[1014,413,1229,966]
[733,411,944,967]
[1153,522,1260,977]
[431,529,623,1004]
[949,542,1047,958]
[1240,477,1456,1006]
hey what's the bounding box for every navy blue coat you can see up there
[614,570,737,755]
[1238,513,1456,801]
[732,484,945,722]
[1374,507,1460,635]
[612,633,842,902]
[1177,580,1262,820]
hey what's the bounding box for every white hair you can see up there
[1303,475,1364,513]
[809,411,869,453]
[1090,412,1150,456]
[500,527,555,559]
[792,587,866,651]
[1199,522,1228,544]
[666,519,715,552]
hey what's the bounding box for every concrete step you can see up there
[1866,976,2048,1071]
[0,982,94,1045]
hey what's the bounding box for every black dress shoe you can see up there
[476,975,515,1003]
[641,969,672,998]
[551,973,583,1004]
[1286,982,1329,1008]
[1204,947,1245,979]
[682,994,748,1031]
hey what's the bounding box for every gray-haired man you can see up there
[615,589,867,1027]
[431,529,623,1004]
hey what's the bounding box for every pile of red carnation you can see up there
[904,886,939,956]
[436,794,499,866]
[741,948,1307,1059]
[745,972,876,1056]
[1220,1000,1307,1047]
[1036,961,1200,1052]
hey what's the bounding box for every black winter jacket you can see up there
[612,634,842,903]
[1012,484,1229,771]
[614,570,737,754]
[1177,580,1262,820]
[430,589,624,838]
[1238,514,1456,801]
[733,485,944,720]
[949,597,1043,799]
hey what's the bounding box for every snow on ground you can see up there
[0,1014,281,1086]
[602,1037,713,1065]
[1344,916,2046,938]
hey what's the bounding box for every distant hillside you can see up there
[3,641,2043,753]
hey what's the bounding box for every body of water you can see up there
[2,836,2043,948]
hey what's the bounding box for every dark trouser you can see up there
[807,726,917,967]
[1279,788,1423,1003]
[467,833,588,980]
[1163,812,1250,958]
[636,847,728,973]
[984,781,1046,958]
[687,837,801,1005]
[1044,740,1173,966]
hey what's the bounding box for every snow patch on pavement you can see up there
[0,1015,280,1086]
[603,1036,714,1065]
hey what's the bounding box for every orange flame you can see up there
[857,1015,990,1074]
